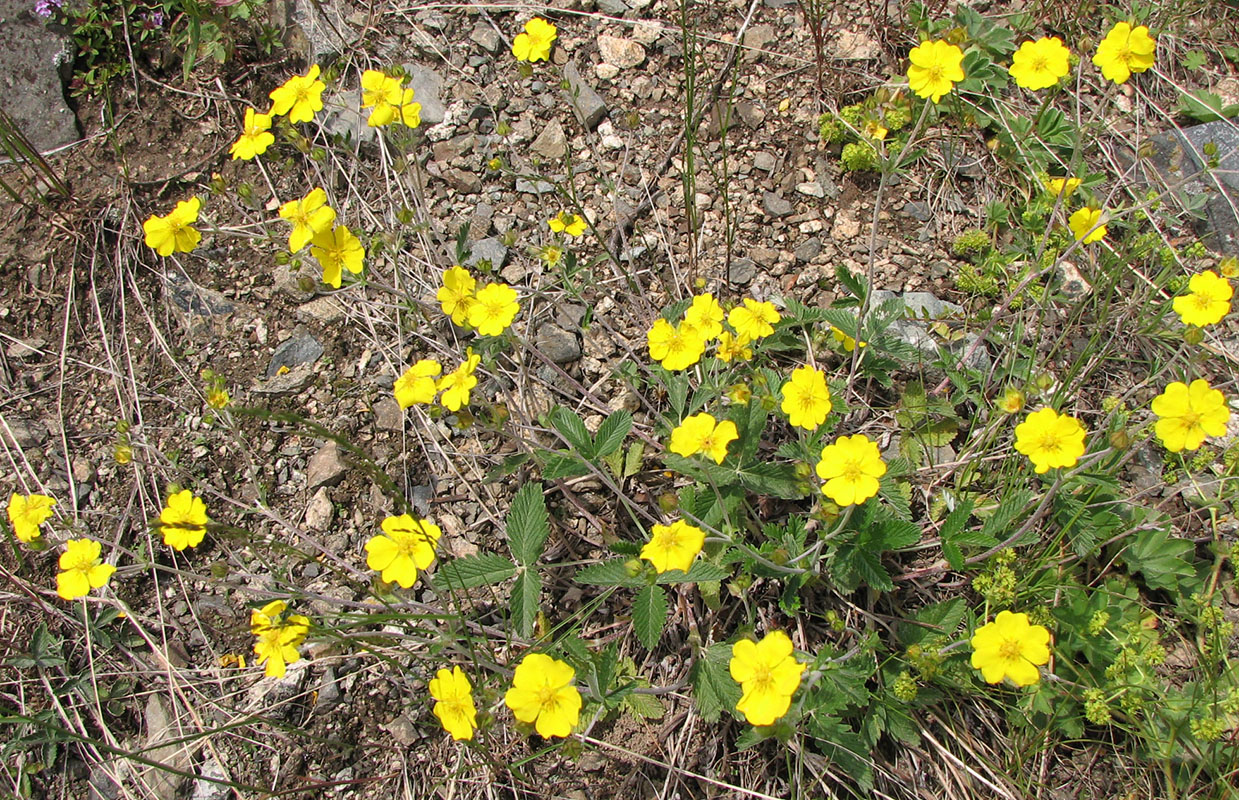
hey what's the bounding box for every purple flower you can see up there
[33,0,62,18]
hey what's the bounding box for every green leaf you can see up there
[575,559,646,587]
[622,690,665,719]
[510,568,541,638]
[633,585,667,650]
[835,263,867,302]
[622,441,645,478]
[592,410,632,458]
[898,597,967,646]
[978,489,1032,545]
[736,461,806,499]
[655,561,730,584]
[549,406,593,455]
[1177,90,1239,123]
[433,553,517,591]
[507,482,549,566]
[1118,527,1196,592]
[690,643,741,722]
[540,451,591,479]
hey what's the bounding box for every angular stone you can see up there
[735,101,765,129]
[296,296,347,323]
[752,151,777,172]
[267,327,323,378]
[729,258,756,285]
[1055,260,1092,300]
[0,0,78,153]
[469,23,501,54]
[252,366,315,395]
[165,272,235,316]
[832,30,879,60]
[374,397,403,432]
[306,441,348,489]
[903,201,932,222]
[794,238,822,262]
[562,61,607,131]
[466,237,508,269]
[319,86,377,145]
[304,486,334,530]
[1148,120,1239,253]
[290,0,350,62]
[597,35,646,69]
[403,65,446,126]
[597,0,630,14]
[1,416,48,448]
[741,24,776,62]
[531,119,567,160]
[763,192,794,218]
[537,325,581,364]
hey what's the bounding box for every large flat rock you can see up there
[0,0,78,152]
[1148,120,1239,254]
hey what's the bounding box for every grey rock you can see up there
[794,238,822,262]
[306,441,348,489]
[431,133,474,163]
[469,203,494,239]
[871,289,963,320]
[374,397,403,432]
[267,327,323,378]
[752,151,777,172]
[516,177,555,194]
[735,101,765,129]
[141,695,188,800]
[402,65,446,126]
[416,9,448,30]
[1055,260,1092,300]
[252,366,315,395]
[316,666,342,709]
[442,168,481,194]
[597,0,630,13]
[597,35,646,69]
[902,201,933,222]
[290,0,350,62]
[537,325,582,363]
[319,87,377,146]
[741,24,776,62]
[0,0,78,153]
[938,138,985,179]
[165,271,235,316]
[297,296,347,323]
[88,763,122,800]
[763,192,794,218]
[466,237,508,269]
[531,119,568,161]
[562,61,607,131]
[832,29,880,60]
[304,486,334,530]
[946,332,992,373]
[1,417,48,448]
[469,23,501,54]
[555,303,588,328]
[380,714,420,746]
[6,337,44,358]
[1148,120,1239,253]
[246,659,310,714]
[729,258,757,285]
[190,757,230,800]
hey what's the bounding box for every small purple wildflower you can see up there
[33,0,62,18]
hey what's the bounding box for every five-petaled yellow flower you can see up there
[781,365,832,431]
[685,294,725,340]
[648,319,707,371]
[437,266,477,325]
[250,600,311,678]
[160,489,208,551]
[394,359,442,408]
[438,351,481,412]
[143,197,202,257]
[999,388,1025,415]
[365,514,443,588]
[8,493,55,543]
[311,225,366,288]
[715,331,752,363]
[815,434,886,507]
[279,188,337,253]
[970,610,1051,686]
[1172,270,1232,327]
[360,69,404,127]
[1151,379,1230,453]
[467,282,520,336]
[229,107,275,160]
[512,17,557,63]
[1092,22,1156,85]
[56,539,115,600]
[1068,207,1106,244]
[1043,176,1081,198]
[1008,37,1071,91]
[503,652,581,738]
[729,630,806,726]
[429,666,478,741]
[640,520,706,574]
[548,212,587,237]
[728,299,781,340]
[669,413,738,464]
[269,64,326,123]
[1014,407,1087,474]
[906,40,966,103]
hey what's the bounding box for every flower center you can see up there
[748,663,775,694]
[841,458,865,482]
[535,686,562,713]
[998,637,1025,661]
[1037,432,1063,454]
[1030,55,1049,72]
[925,65,944,84]
[1115,44,1132,66]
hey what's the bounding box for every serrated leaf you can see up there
[690,643,741,722]
[592,410,632,459]
[622,441,644,478]
[549,406,594,456]
[736,461,806,500]
[655,562,730,584]
[622,691,665,719]
[575,559,645,587]
[541,451,591,479]
[510,568,541,638]
[978,489,1032,544]
[633,585,667,650]
[835,263,867,302]
[1119,528,1196,592]
[433,553,518,591]
[898,597,967,646]
[507,482,549,566]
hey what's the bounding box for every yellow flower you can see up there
[365,514,443,588]
[56,539,115,600]
[548,211,587,237]
[906,40,966,104]
[539,244,564,268]
[727,383,752,405]
[229,107,275,160]
[970,610,1051,686]
[862,120,888,141]
[1068,207,1106,244]
[279,188,336,252]
[250,600,310,678]
[467,282,520,336]
[1172,270,1232,327]
[1008,37,1071,90]
[159,489,208,551]
[1013,407,1087,474]
[728,299,780,340]
[684,293,725,339]
[311,225,365,288]
[269,64,326,123]
[640,519,706,574]
[438,351,481,412]
[669,413,738,464]
[1043,176,1081,198]
[647,319,707,371]
[830,326,865,352]
[399,88,422,128]
[207,388,230,409]
[143,197,202,257]
[780,365,832,431]
[394,359,442,408]
[1092,22,1156,85]
[503,652,581,738]
[437,266,477,325]
[1151,379,1230,453]
[716,331,752,363]
[512,17,557,63]
[429,666,478,741]
[729,631,805,726]
[360,69,403,127]
[999,388,1025,415]
[8,493,56,543]
[815,434,886,507]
